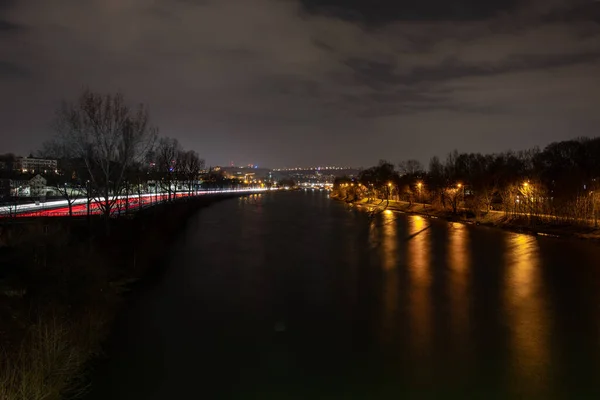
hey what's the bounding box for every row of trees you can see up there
[335,137,600,227]
[41,90,207,231]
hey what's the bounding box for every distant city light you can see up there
[271,166,358,172]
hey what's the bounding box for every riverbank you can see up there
[0,195,242,400]
[337,196,600,242]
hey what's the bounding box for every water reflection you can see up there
[380,211,399,344]
[408,216,431,286]
[504,234,551,396]
[447,223,470,349]
[381,210,398,271]
[85,192,600,399]
[406,216,432,365]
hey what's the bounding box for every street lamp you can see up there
[591,191,597,228]
[457,183,465,211]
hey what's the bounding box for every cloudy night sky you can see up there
[1,0,599,168]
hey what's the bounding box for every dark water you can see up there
[85,191,600,399]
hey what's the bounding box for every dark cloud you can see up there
[347,52,600,88]
[0,19,19,31]
[0,60,29,78]
[300,0,520,24]
[543,1,600,23]
[0,0,20,32]
[0,0,599,167]
[0,0,16,9]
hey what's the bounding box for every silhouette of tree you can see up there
[52,90,157,233]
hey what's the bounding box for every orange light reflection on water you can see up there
[380,211,399,344]
[407,215,432,362]
[504,233,550,396]
[447,223,470,346]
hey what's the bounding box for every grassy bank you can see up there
[0,195,237,399]
[336,195,600,241]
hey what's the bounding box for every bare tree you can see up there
[53,90,157,233]
[155,137,181,202]
[133,161,150,208]
[54,159,87,217]
[38,140,87,217]
[177,150,205,196]
[398,159,424,176]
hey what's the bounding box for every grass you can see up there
[0,250,115,400]
[0,312,106,400]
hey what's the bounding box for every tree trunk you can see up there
[104,187,111,236]
[87,192,91,232]
[125,181,129,216]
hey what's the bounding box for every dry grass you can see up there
[0,310,107,400]
[0,221,115,400]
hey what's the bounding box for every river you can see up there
[84,190,600,399]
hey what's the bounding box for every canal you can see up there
[85,191,600,399]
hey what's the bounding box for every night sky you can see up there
[1,0,599,168]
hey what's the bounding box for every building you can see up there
[0,175,49,198]
[17,157,58,174]
[29,174,48,197]
[7,179,28,197]
[221,166,271,181]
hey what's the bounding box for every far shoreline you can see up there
[333,195,600,243]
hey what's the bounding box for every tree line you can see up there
[39,89,210,227]
[335,138,600,227]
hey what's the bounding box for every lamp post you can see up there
[457,183,464,213]
[523,181,532,218]
[591,191,597,228]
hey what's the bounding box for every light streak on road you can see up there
[0,188,273,218]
